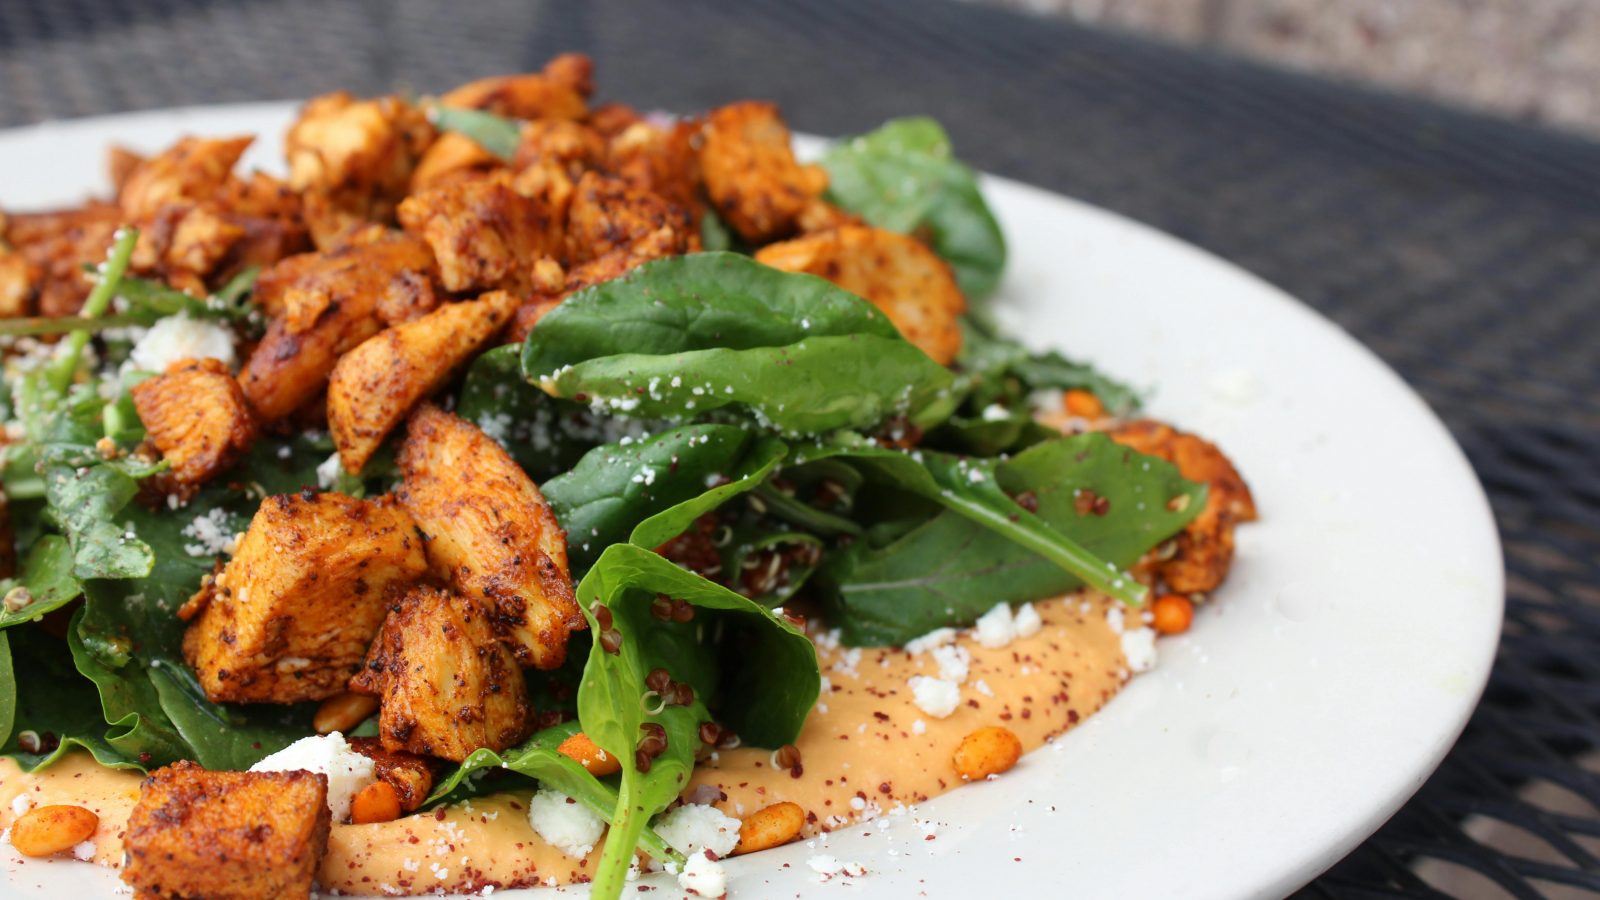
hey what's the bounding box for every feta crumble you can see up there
[903,627,956,655]
[653,802,742,858]
[1013,602,1042,638]
[806,853,867,880]
[316,453,344,489]
[678,850,728,897]
[929,643,970,684]
[129,313,236,373]
[527,788,604,858]
[907,675,961,719]
[250,732,375,821]
[973,602,1017,648]
[72,839,96,861]
[1121,627,1159,673]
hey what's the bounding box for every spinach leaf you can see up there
[69,600,192,766]
[1,627,147,772]
[431,106,520,161]
[522,253,903,376]
[541,336,952,436]
[45,463,156,580]
[0,537,83,629]
[542,425,779,571]
[820,433,1205,645]
[429,720,683,866]
[956,318,1142,417]
[820,117,1007,302]
[575,544,817,898]
[627,438,787,552]
[458,345,659,482]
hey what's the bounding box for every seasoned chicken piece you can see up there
[107,145,145,195]
[122,761,330,900]
[284,92,434,220]
[6,204,122,318]
[440,61,589,121]
[605,120,701,217]
[131,358,257,495]
[397,172,560,293]
[130,204,246,282]
[566,171,694,264]
[513,119,605,178]
[348,738,435,812]
[540,52,596,99]
[1105,420,1258,593]
[0,249,34,318]
[411,131,505,192]
[588,101,643,138]
[755,225,966,364]
[328,291,519,472]
[241,234,438,421]
[181,492,428,703]
[117,135,253,220]
[348,584,531,761]
[397,405,581,668]
[699,101,821,242]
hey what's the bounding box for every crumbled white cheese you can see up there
[653,803,742,858]
[678,850,728,897]
[979,403,1011,422]
[72,839,96,861]
[973,602,1017,648]
[129,313,236,373]
[806,853,867,880]
[250,732,375,821]
[911,719,926,735]
[1106,605,1126,635]
[1121,627,1159,673]
[10,793,32,816]
[316,453,344,490]
[526,789,604,858]
[1013,602,1042,638]
[903,627,956,655]
[907,675,961,719]
[929,644,970,684]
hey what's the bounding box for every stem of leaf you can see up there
[45,227,137,394]
[592,768,648,900]
[942,489,1149,606]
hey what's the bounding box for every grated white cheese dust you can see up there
[653,802,742,858]
[129,313,236,373]
[250,732,375,821]
[526,788,604,858]
[907,675,961,718]
[677,849,728,897]
[181,507,237,557]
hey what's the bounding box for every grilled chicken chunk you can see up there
[284,92,434,224]
[328,290,519,472]
[122,761,330,900]
[699,101,825,243]
[349,584,531,762]
[396,405,581,668]
[348,737,436,812]
[756,224,967,365]
[130,357,258,495]
[240,233,437,421]
[397,172,561,293]
[1106,420,1258,593]
[182,492,428,703]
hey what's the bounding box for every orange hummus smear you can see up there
[0,591,1134,894]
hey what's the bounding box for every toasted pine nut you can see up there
[1063,389,1106,419]
[11,804,98,857]
[314,691,379,735]
[557,731,621,776]
[733,801,805,855]
[952,725,1023,782]
[349,781,402,825]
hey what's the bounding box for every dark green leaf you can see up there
[0,631,13,748]
[1,626,147,772]
[70,601,192,766]
[0,537,83,629]
[820,433,1205,645]
[575,544,818,897]
[820,117,1007,302]
[44,464,154,580]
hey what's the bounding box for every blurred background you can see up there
[976,0,1600,136]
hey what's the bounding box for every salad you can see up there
[0,54,1255,899]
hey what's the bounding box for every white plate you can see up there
[0,104,1503,899]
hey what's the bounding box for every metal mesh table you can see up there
[3,0,1597,895]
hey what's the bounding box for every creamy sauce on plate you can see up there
[0,591,1134,894]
